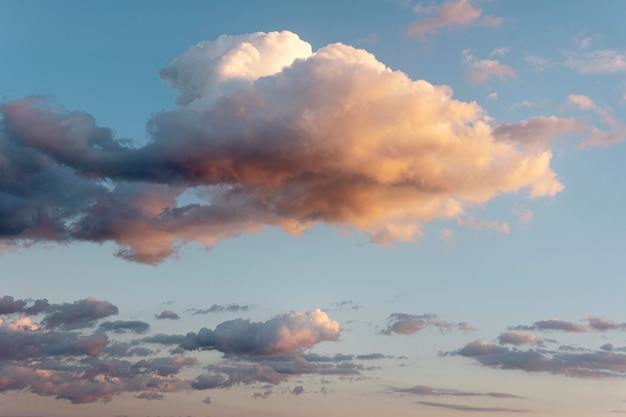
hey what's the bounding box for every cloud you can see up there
[0,324,108,360]
[42,297,118,330]
[524,55,550,72]
[189,304,249,315]
[159,31,313,105]
[493,116,584,152]
[392,385,523,399]
[181,309,341,355]
[510,315,626,333]
[510,318,586,333]
[406,0,503,41]
[584,315,626,332]
[453,341,626,378]
[155,310,180,320]
[99,320,150,334]
[0,295,49,315]
[567,94,626,147]
[566,49,626,74]
[418,400,529,413]
[463,50,518,84]
[381,313,471,335]
[136,392,165,401]
[498,331,543,346]
[0,295,359,405]
[0,31,571,263]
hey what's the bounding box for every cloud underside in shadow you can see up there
[0,30,579,263]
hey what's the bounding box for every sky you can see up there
[1,1,626,416]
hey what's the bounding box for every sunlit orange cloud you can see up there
[0,31,582,263]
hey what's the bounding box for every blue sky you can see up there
[1,1,626,416]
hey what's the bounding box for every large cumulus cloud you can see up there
[0,30,576,263]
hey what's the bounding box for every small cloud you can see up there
[406,0,503,41]
[440,228,455,244]
[253,390,273,400]
[418,401,529,413]
[463,50,517,84]
[155,310,180,320]
[358,33,379,45]
[99,320,150,334]
[136,392,165,401]
[498,331,543,346]
[189,303,250,315]
[566,49,626,74]
[181,309,341,356]
[457,216,509,234]
[524,55,550,73]
[513,208,533,226]
[567,95,626,147]
[291,385,305,395]
[381,313,470,335]
[490,47,510,57]
[508,100,531,111]
[486,92,498,102]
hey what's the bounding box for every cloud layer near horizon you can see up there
[0,30,575,263]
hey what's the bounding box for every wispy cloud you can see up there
[418,400,529,413]
[566,49,626,74]
[453,340,626,378]
[189,304,249,315]
[406,0,503,41]
[391,384,524,399]
[463,50,518,84]
[567,94,626,147]
[381,313,472,335]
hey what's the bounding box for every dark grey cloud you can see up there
[0,295,48,315]
[155,310,180,320]
[509,316,626,334]
[291,385,304,395]
[0,327,108,360]
[99,320,150,334]
[136,392,165,400]
[381,313,472,335]
[42,297,118,330]
[453,341,626,378]
[418,401,529,413]
[143,333,187,345]
[189,304,249,315]
[391,385,523,399]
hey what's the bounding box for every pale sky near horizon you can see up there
[1,1,626,416]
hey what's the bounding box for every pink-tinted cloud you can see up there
[381,313,471,335]
[182,309,341,356]
[566,49,626,74]
[567,94,626,147]
[498,331,543,346]
[0,31,574,263]
[463,50,517,84]
[406,0,503,41]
